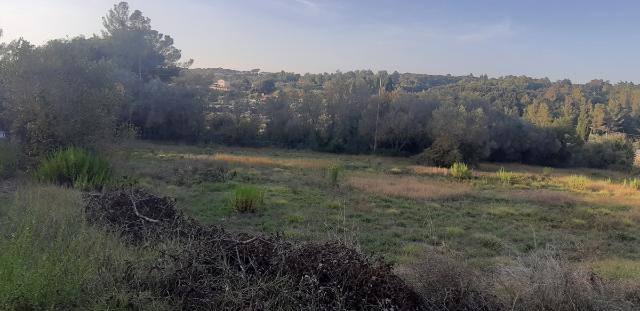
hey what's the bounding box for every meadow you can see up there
[117,142,640,281]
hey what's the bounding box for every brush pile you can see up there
[85,187,424,310]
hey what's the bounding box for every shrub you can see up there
[231,184,265,213]
[496,167,515,185]
[37,148,112,191]
[450,162,472,180]
[576,133,635,169]
[0,141,19,178]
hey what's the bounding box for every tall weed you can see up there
[37,147,112,191]
[450,162,472,180]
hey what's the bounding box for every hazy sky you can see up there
[1,0,639,83]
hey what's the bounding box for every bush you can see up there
[232,184,264,213]
[542,166,555,177]
[496,167,515,185]
[0,141,19,178]
[450,162,472,180]
[37,148,112,191]
[576,134,635,169]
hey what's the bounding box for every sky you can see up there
[1,0,639,83]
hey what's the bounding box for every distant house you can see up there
[210,79,231,92]
[0,129,6,139]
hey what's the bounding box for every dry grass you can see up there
[495,189,582,206]
[555,175,640,196]
[348,174,472,200]
[409,165,450,176]
[182,153,331,169]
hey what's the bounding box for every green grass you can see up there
[450,162,472,180]
[37,147,112,191]
[0,185,151,310]
[496,167,515,185]
[117,142,640,274]
[231,184,265,213]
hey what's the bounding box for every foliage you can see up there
[496,167,515,185]
[450,162,472,180]
[574,133,636,169]
[231,184,265,213]
[37,148,112,191]
[0,141,18,178]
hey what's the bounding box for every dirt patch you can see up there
[85,188,424,310]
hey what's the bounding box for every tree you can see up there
[0,38,123,156]
[101,1,189,81]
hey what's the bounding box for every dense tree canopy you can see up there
[0,2,637,169]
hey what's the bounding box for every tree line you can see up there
[0,2,637,169]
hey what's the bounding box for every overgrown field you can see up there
[120,142,640,280]
[2,141,640,310]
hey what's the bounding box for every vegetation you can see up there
[1,1,640,310]
[328,164,342,187]
[496,167,515,185]
[450,162,472,179]
[0,141,18,178]
[37,148,112,191]
[231,184,265,213]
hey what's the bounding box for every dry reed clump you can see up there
[402,251,501,311]
[405,249,640,311]
[493,250,636,311]
[84,187,424,310]
[349,174,472,200]
[410,165,450,176]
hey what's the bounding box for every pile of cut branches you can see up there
[85,187,424,310]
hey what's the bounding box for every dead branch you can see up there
[129,189,160,223]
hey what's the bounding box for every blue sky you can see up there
[1,0,639,83]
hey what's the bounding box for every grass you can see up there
[328,163,342,187]
[3,141,640,309]
[208,153,330,169]
[37,147,112,191]
[231,184,265,212]
[450,162,472,180]
[0,185,151,310]
[496,167,515,185]
[348,174,472,200]
[116,142,640,278]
